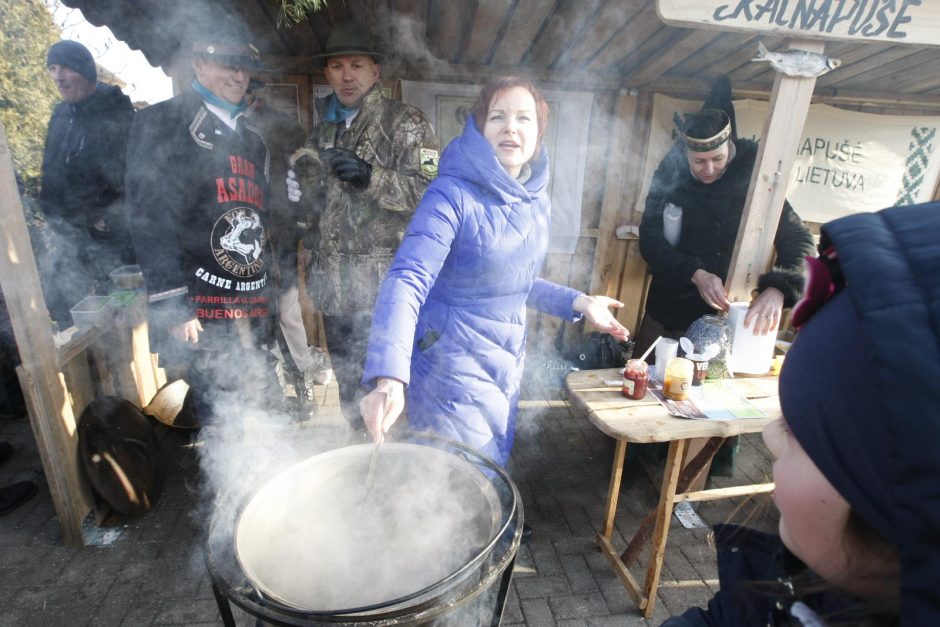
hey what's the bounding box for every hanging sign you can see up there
[657,1,940,45]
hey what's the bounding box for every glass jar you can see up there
[663,357,693,401]
[685,314,733,379]
[622,359,649,400]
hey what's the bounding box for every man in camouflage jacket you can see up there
[288,23,438,428]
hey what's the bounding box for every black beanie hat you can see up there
[47,40,97,84]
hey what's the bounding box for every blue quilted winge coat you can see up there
[362,116,583,465]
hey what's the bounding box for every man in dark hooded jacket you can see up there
[39,40,135,324]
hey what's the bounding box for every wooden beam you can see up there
[524,0,606,68]
[0,120,94,546]
[675,482,774,503]
[726,39,824,303]
[426,0,475,63]
[669,31,758,76]
[394,60,625,91]
[489,0,562,66]
[644,76,940,111]
[554,0,648,69]
[589,91,640,299]
[624,28,724,88]
[460,0,515,65]
[587,9,666,73]
[823,47,939,89]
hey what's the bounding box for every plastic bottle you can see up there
[663,203,682,246]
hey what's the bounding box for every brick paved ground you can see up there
[0,381,776,626]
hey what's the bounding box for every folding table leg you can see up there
[596,438,645,609]
[642,438,687,618]
[601,438,628,538]
[621,436,725,566]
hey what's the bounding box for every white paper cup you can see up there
[654,338,678,383]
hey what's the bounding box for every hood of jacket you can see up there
[781,202,940,624]
[68,83,133,116]
[439,114,549,205]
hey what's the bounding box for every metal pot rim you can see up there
[233,436,518,617]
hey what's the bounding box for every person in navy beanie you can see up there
[663,201,940,626]
[39,40,136,325]
[46,40,98,84]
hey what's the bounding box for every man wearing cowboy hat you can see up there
[634,77,814,360]
[125,15,287,425]
[287,22,438,431]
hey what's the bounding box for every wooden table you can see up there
[565,368,781,617]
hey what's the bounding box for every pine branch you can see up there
[277,0,328,28]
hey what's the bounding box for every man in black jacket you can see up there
[636,103,815,359]
[39,40,135,324]
[125,19,285,425]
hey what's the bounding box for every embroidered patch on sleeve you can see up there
[420,147,439,178]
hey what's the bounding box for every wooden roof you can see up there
[63,0,940,108]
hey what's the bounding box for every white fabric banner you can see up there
[641,94,940,223]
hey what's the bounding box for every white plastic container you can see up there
[727,302,776,374]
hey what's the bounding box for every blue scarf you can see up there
[191,79,247,119]
[322,93,359,123]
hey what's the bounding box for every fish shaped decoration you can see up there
[751,41,841,78]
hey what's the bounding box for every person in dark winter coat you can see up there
[124,22,284,424]
[635,103,815,358]
[39,40,136,324]
[359,77,629,467]
[665,201,940,626]
[243,79,328,421]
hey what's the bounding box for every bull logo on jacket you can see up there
[212,207,265,277]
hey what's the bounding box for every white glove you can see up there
[286,169,302,203]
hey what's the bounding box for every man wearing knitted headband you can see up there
[39,40,136,325]
[635,77,815,362]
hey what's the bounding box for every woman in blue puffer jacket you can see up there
[360,77,629,466]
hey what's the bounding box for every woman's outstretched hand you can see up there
[359,377,406,442]
[573,294,630,341]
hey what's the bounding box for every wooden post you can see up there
[590,90,640,301]
[0,120,94,546]
[725,39,824,301]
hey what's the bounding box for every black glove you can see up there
[323,148,372,190]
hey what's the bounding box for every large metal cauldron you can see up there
[206,435,522,626]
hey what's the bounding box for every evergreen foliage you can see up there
[0,0,61,184]
[278,0,328,27]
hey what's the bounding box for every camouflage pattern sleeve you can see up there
[290,143,328,243]
[364,107,439,215]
